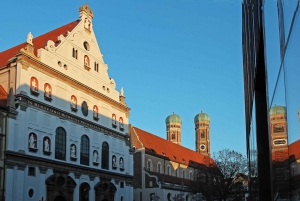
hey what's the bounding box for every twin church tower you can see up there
[165,112,211,156]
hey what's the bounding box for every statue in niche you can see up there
[93,106,98,117]
[27,32,33,45]
[119,157,124,169]
[31,78,37,91]
[120,87,124,97]
[44,84,51,98]
[71,96,77,108]
[112,114,116,125]
[93,151,98,163]
[29,134,36,149]
[112,155,117,168]
[44,138,50,152]
[84,55,89,67]
[70,145,76,158]
[119,118,124,129]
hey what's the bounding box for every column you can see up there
[16,163,26,201]
[5,162,15,201]
[73,172,81,201]
[38,166,47,199]
[89,175,95,201]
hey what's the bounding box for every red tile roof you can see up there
[289,139,300,162]
[0,20,79,68]
[130,125,217,168]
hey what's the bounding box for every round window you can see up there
[28,188,34,198]
[81,101,89,117]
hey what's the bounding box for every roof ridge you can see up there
[131,125,144,148]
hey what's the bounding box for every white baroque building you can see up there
[0,4,133,201]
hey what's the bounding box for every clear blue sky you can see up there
[1,1,247,155]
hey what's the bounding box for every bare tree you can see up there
[212,149,248,201]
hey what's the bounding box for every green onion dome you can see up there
[165,113,182,124]
[269,105,286,116]
[194,111,210,123]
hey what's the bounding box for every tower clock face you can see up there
[200,144,206,150]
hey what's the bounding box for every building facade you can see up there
[0,4,133,201]
[242,0,300,199]
[130,113,220,201]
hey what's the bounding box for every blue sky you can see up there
[1,1,247,155]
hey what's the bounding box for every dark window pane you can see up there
[55,127,66,160]
[80,135,90,165]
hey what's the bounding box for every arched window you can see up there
[167,166,171,175]
[157,163,161,173]
[101,142,109,169]
[80,135,90,165]
[147,160,152,171]
[79,182,90,201]
[182,170,186,179]
[189,172,193,180]
[171,132,175,139]
[201,131,205,138]
[55,127,66,160]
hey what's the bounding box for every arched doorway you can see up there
[46,171,76,201]
[54,195,67,201]
[94,178,117,201]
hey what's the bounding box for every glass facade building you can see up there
[243,0,300,200]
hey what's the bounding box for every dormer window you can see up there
[72,48,78,59]
[94,62,99,72]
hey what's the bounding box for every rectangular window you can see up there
[28,167,35,176]
[72,48,78,59]
[120,182,124,188]
[94,62,99,72]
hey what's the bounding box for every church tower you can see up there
[194,111,210,156]
[165,113,182,145]
[269,105,288,152]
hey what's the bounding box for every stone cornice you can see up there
[16,93,131,146]
[5,150,134,181]
[17,52,130,116]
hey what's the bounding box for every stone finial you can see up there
[120,87,124,97]
[79,3,94,19]
[27,32,33,45]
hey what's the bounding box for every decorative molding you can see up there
[17,163,27,170]
[15,94,130,144]
[39,166,48,174]
[6,161,15,169]
[18,54,130,115]
[74,172,81,179]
